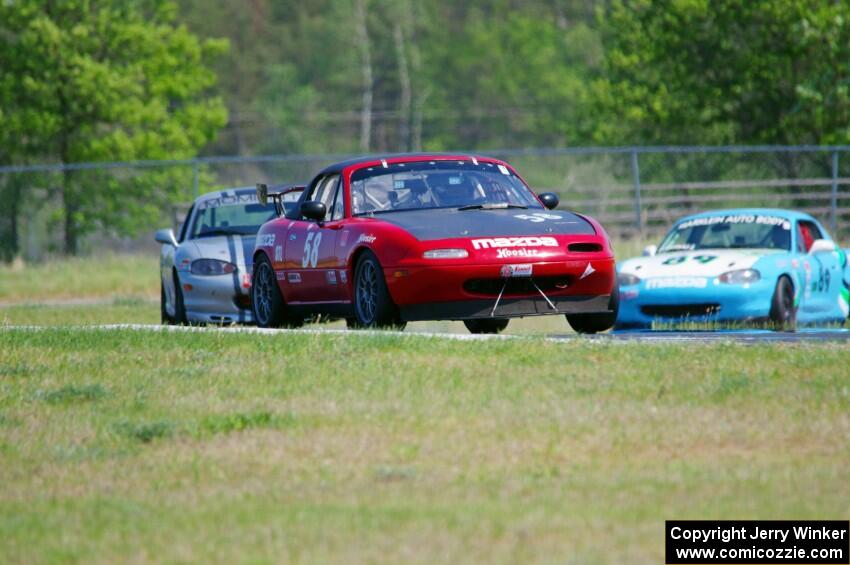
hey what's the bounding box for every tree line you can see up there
[2,0,850,258]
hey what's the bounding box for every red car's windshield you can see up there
[350,160,543,215]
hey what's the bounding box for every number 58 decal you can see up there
[302,232,323,268]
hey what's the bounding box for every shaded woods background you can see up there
[3,0,850,258]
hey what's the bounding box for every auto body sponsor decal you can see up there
[645,277,708,289]
[259,234,275,247]
[358,234,377,244]
[326,270,337,285]
[276,270,287,281]
[472,236,558,250]
[340,230,350,247]
[339,270,348,284]
[677,214,791,230]
[287,272,302,283]
[274,245,283,262]
[500,264,533,278]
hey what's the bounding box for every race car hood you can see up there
[619,249,782,278]
[376,208,596,240]
[189,234,256,268]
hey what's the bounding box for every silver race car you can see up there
[155,186,302,324]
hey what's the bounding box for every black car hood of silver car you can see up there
[374,208,596,240]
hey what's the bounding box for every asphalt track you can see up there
[2,323,848,343]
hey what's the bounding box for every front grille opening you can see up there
[464,276,573,296]
[641,304,721,317]
[568,242,603,252]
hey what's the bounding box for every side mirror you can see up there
[301,201,327,222]
[538,192,559,210]
[642,244,657,257]
[809,239,836,254]
[155,228,178,247]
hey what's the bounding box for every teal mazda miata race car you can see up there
[616,209,850,330]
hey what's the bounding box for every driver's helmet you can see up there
[429,173,478,206]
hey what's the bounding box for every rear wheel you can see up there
[566,284,619,334]
[463,318,509,334]
[252,254,302,328]
[769,276,796,331]
[350,251,405,330]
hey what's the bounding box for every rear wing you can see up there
[256,183,306,216]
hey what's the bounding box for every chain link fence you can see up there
[2,146,849,260]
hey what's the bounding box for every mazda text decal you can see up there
[472,236,558,250]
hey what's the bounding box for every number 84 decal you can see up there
[302,232,322,268]
[662,255,717,265]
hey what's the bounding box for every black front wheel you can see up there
[769,276,797,331]
[160,282,174,325]
[463,318,509,334]
[172,271,188,325]
[566,284,619,334]
[252,254,302,328]
[350,251,405,330]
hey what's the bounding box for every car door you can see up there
[796,219,837,316]
[283,174,344,304]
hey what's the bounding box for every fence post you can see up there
[831,151,839,235]
[630,149,643,234]
[192,160,199,199]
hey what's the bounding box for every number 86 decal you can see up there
[302,232,323,268]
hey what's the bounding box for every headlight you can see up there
[423,249,469,259]
[190,259,236,276]
[617,273,641,286]
[718,269,760,284]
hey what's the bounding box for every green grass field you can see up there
[1,328,849,563]
[0,254,158,303]
[1,252,849,563]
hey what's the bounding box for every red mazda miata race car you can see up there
[252,154,618,333]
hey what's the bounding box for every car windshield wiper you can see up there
[456,203,528,211]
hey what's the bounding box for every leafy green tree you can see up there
[177,0,604,155]
[594,0,850,147]
[0,0,228,254]
[423,7,603,149]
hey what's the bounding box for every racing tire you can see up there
[172,271,188,325]
[350,251,406,330]
[160,282,175,325]
[566,284,620,334]
[463,318,510,334]
[252,254,302,329]
[769,276,797,332]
